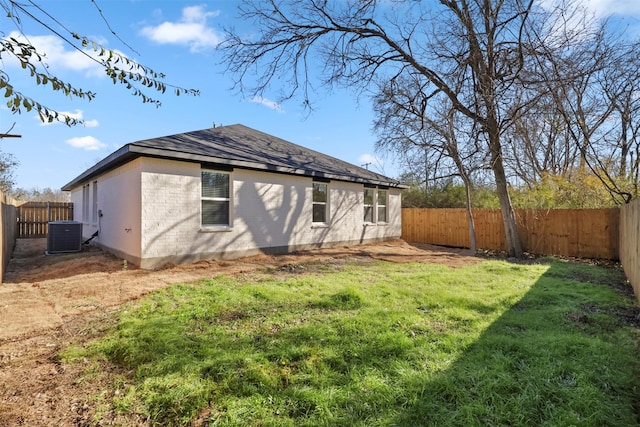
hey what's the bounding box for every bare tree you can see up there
[520,2,638,204]
[601,40,640,189]
[221,0,542,257]
[506,96,577,187]
[0,149,18,194]
[373,75,483,251]
[11,186,69,202]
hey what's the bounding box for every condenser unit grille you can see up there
[47,221,83,254]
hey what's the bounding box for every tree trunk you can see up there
[620,110,629,178]
[462,175,477,253]
[488,126,523,258]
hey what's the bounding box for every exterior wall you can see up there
[69,159,143,264]
[138,158,402,268]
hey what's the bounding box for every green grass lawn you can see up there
[65,258,640,426]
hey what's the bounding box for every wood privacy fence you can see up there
[402,208,620,260]
[17,201,74,238]
[0,191,17,281]
[620,200,640,300]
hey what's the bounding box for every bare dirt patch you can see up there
[0,238,478,426]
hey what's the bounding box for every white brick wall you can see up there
[69,158,143,261]
[74,157,402,268]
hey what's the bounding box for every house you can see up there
[61,124,406,269]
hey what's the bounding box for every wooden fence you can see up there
[620,200,640,300]
[0,191,17,281]
[402,208,620,260]
[17,201,74,238]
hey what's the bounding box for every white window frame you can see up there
[201,169,233,229]
[364,187,375,223]
[377,189,388,224]
[312,182,329,225]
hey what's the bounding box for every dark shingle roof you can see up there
[62,124,405,190]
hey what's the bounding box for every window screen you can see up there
[201,171,230,226]
[377,189,387,223]
[364,188,374,222]
[313,183,328,223]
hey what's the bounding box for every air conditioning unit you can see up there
[47,221,83,254]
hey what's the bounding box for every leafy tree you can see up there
[401,179,499,209]
[0,0,199,126]
[510,171,624,209]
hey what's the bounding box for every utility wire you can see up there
[90,0,140,56]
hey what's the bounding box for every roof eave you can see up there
[62,144,408,191]
[61,145,137,191]
[136,145,407,187]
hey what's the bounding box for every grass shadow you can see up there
[392,260,640,426]
[75,259,640,426]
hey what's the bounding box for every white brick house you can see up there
[62,124,406,269]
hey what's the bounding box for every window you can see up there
[201,170,231,226]
[92,181,98,223]
[82,184,90,222]
[364,188,374,222]
[312,183,328,223]
[364,187,389,224]
[377,189,387,223]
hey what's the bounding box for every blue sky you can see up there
[2,0,640,191]
[1,0,391,191]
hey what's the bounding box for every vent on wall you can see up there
[47,221,83,254]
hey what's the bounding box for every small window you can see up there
[377,189,387,223]
[201,170,230,226]
[82,184,90,222]
[312,183,328,223]
[364,188,374,222]
[92,181,98,223]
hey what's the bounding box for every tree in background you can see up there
[506,2,640,205]
[0,0,199,127]
[374,77,485,252]
[221,0,545,257]
[0,150,19,194]
[11,186,69,202]
[383,1,640,210]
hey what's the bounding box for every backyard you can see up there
[0,239,639,426]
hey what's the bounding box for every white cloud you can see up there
[583,0,640,17]
[65,136,106,151]
[250,96,284,112]
[82,119,100,128]
[37,109,99,127]
[5,31,104,77]
[140,5,222,52]
[538,0,640,19]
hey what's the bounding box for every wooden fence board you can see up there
[17,202,74,238]
[402,208,620,260]
[620,200,640,300]
[0,191,17,282]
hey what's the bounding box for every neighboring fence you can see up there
[402,208,620,260]
[620,200,640,300]
[17,201,74,238]
[0,191,18,281]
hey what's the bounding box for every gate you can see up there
[17,201,74,238]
